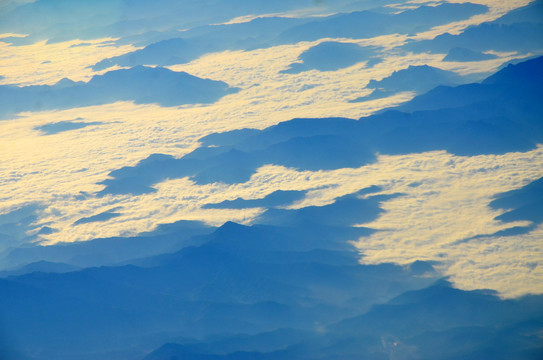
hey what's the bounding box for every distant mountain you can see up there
[0,0,354,46]
[35,119,103,135]
[277,3,488,43]
[202,190,307,209]
[98,56,543,195]
[493,0,543,25]
[0,261,79,277]
[0,219,437,359]
[0,220,213,271]
[399,55,543,113]
[144,345,266,360]
[93,17,309,71]
[490,177,543,211]
[93,38,210,70]
[85,65,238,106]
[443,47,498,62]
[0,204,41,256]
[255,188,390,230]
[73,208,121,226]
[483,177,543,236]
[3,2,543,360]
[327,281,543,360]
[281,42,381,74]
[0,66,237,119]
[144,281,543,360]
[98,122,376,194]
[351,64,463,101]
[405,22,543,54]
[93,2,486,71]
[404,0,543,56]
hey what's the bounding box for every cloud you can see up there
[351,147,543,298]
[0,37,139,86]
[0,1,539,301]
[407,0,533,40]
[350,63,464,101]
[9,143,540,299]
[0,46,526,247]
[280,41,381,74]
[0,66,237,119]
[202,189,307,209]
[277,2,488,43]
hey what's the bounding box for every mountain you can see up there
[35,119,104,135]
[2,2,543,360]
[443,47,498,62]
[0,260,79,277]
[484,177,543,236]
[0,203,42,256]
[255,188,390,230]
[0,66,237,119]
[405,22,543,55]
[202,190,307,209]
[351,64,463,101]
[490,177,543,211]
[73,208,121,226]
[98,124,376,194]
[93,17,310,71]
[99,56,543,195]
[0,0,356,46]
[143,281,543,360]
[281,42,381,74]
[493,0,543,25]
[327,281,543,360]
[404,0,543,56]
[93,38,211,70]
[0,219,437,359]
[277,3,488,43]
[92,2,487,71]
[0,220,213,271]
[399,55,543,113]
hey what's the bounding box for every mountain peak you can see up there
[213,221,251,237]
[483,55,543,86]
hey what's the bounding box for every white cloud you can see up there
[0,37,139,86]
[0,0,540,299]
[410,0,533,40]
[351,147,543,298]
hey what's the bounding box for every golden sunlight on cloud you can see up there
[0,37,139,86]
[23,143,543,297]
[410,0,533,40]
[438,51,532,76]
[168,41,442,120]
[352,147,543,298]
[0,0,538,299]
[0,26,531,248]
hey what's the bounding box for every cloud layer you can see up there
[0,0,541,302]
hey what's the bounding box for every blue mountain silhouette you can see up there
[278,3,487,43]
[351,64,464,101]
[99,56,543,195]
[93,2,487,71]
[0,216,438,359]
[405,23,543,54]
[281,42,381,74]
[0,66,237,119]
[443,47,498,62]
